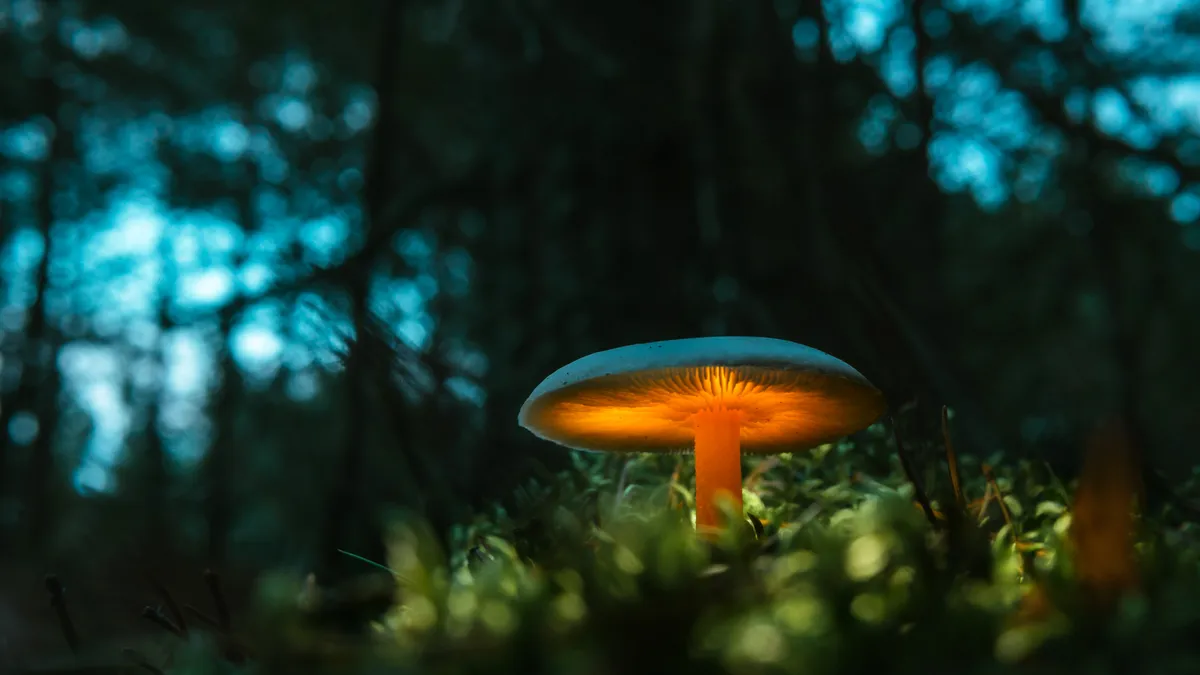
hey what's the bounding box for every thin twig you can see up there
[795,502,823,529]
[1043,461,1072,503]
[668,459,683,509]
[149,576,187,636]
[211,175,483,325]
[981,463,1029,575]
[981,464,1017,536]
[204,568,232,631]
[184,604,223,630]
[744,456,780,491]
[975,482,994,524]
[890,416,939,528]
[141,606,185,638]
[123,648,166,675]
[45,575,80,654]
[942,405,966,511]
[611,458,633,517]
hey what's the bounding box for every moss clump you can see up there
[196,428,1200,674]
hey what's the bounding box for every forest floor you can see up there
[8,420,1200,675]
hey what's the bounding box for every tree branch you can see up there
[212,174,484,325]
[946,12,1199,187]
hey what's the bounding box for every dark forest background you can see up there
[0,0,1198,661]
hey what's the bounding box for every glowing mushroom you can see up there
[518,337,887,533]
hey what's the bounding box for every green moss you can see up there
[219,429,1200,674]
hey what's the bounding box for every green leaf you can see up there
[1035,501,1067,518]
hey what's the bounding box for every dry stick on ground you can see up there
[184,570,235,637]
[981,464,1016,533]
[184,604,223,631]
[136,572,247,668]
[45,575,79,654]
[141,606,185,638]
[981,463,1026,575]
[192,569,249,664]
[179,571,227,631]
[204,569,232,631]
[149,576,187,637]
[123,648,166,675]
[975,482,995,523]
[890,416,939,528]
[941,405,967,511]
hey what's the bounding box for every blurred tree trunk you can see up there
[893,0,950,436]
[761,0,998,451]
[0,204,12,548]
[468,202,546,508]
[203,22,260,567]
[318,0,405,581]
[1063,0,1156,501]
[205,240,248,567]
[899,0,949,351]
[140,229,176,556]
[206,317,240,566]
[22,15,69,553]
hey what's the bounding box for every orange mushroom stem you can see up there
[693,406,744,533]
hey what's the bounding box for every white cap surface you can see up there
[519,337,885,454]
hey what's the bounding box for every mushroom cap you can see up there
[518,336,886,454]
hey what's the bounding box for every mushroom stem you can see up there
[693,407,744,533]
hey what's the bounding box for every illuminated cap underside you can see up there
[522,365,884,454]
